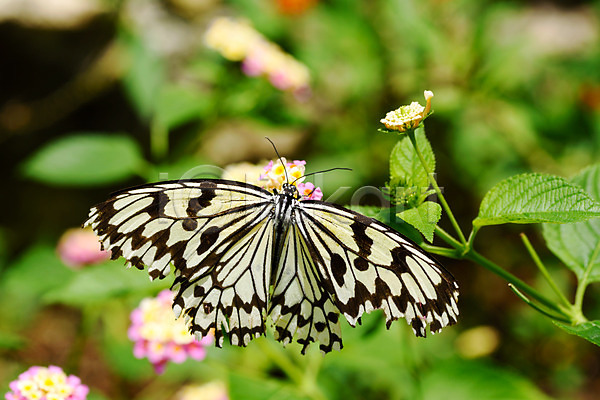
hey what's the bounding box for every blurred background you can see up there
[1,0,600,399]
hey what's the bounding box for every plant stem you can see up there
[433,220,572,321]
[405,128,579,324]
[574,241,600,313]
[255,339,326,400]
[434,226,463,250]
[256,339,304,386]
[466,249,569,318]
[465,225,479,254]
[421,244,461,258]
[408,130,467,245]
[150,117,168,161]
[508,284,572,323]
[520,233,571,308]
[301,351,327,400]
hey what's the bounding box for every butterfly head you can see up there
[281,183,301,199]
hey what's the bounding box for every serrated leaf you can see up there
[397,201,442,242]
[554,320,600,347]
[542,165,600,282]
[22,134,144,186]
[390,126,435,189]
[349,205,423,244]
[474,173,600,227]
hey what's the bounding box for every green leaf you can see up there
[296,6,383,101]
[350,205,386,221]
[542,165,600,282]
[390,126,435,190]
[22,134,145,186]
[147,156,214,182]
[422,359,551,400]
[349,205,423,244]
[87,392,110,400]
[155,84,211,129]
[228,372,309,400]
[397,201,442,242]
[474,173,600,228]
[43,261,168,306]
[0,244,76,329]
[0,331,25,349]
[555,320,600,347]
[121,33,165,119]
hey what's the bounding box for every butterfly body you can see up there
[85,178,459,354]
[271,183,299,272]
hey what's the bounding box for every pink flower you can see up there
[241,45,269,77]
[57,228,110,269]
[5,365,89,400]
[297,182,323,200]
[269,70,293,90]
[290,160,306,167]
[128,290,213,374]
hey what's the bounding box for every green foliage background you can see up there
[1,0,600,399]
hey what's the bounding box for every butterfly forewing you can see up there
[84,178,459,354]
[85,180,272,280]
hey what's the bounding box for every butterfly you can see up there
[84,174,459,354]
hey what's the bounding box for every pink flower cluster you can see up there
[204,17,310,97]
[5,365,88,400]
[128,290,213,374]
[260,158,323,200]
[56,228,110,269]
[241,41,311,96]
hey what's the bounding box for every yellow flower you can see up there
[17,380,36,395]
[222,162,267,186]
[261,158,306,192]
[380,90,434,133]
[204,17,262,61]
[175,381,228,400]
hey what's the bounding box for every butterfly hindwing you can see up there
[172,212,274,347]
[269,223,343,354]
[296,201,459,336]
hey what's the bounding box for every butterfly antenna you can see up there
[265,137,290,183]
[292,167,352,185]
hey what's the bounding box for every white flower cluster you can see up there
[380,91,434,132]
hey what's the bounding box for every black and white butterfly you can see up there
[84,177,459,354]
